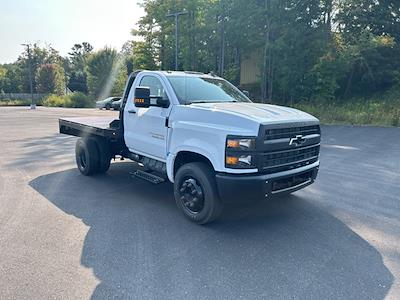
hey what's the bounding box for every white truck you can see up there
[59,70,320,224]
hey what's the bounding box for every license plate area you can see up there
[271,170,313,193]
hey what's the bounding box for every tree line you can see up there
[135,0,400,103]
[1,0,399,105]
[0,41,154,100]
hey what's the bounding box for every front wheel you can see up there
[174,162,223,224]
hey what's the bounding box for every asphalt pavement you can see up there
[0,106,399,300]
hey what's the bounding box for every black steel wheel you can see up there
[179,178,205,214]
[174,162,223,224]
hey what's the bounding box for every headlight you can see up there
[225,136,256,169]
[226,154,254,168]
[226,137,256,150]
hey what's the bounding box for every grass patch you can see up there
[291,90,400,127]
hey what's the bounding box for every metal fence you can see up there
[0,93,47,101]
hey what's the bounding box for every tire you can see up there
[105,103,111,110]
[75,138,100,176]
[174,162,223,224]
[94,137,111,173]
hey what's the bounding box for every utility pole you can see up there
[21,44,35,109]
[219,14,225,76]
[166,10,188,71]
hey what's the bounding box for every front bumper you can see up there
[215,161,319,204]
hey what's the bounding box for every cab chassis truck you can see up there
[59,70,320,224]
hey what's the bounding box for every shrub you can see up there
[42,94,71,107]
[392,110,400,127]
[42,92,94,108]
[0,99,32,106]
[69,92,93,108]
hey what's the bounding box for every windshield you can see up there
[167,76,251,104]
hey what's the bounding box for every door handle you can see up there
[128,109,136,114]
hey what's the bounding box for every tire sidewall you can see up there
[94,138,111,173]
[75,138,99,175]
[174,163,221,224]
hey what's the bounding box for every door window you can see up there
[139,76,168,99]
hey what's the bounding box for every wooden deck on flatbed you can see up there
[59,116,121,140]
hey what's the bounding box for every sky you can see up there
[0,0,145,63]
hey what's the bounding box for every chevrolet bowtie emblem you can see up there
[289,135,306,146]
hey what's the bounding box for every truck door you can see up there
[124,74,170,160]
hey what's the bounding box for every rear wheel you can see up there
[94,137,111,173]
[75,138,100,176]
[174,162,223,224]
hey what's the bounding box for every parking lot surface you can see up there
[0,106,399,299]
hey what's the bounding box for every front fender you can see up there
[167,122,258,182]
[167,123,225,183]
[167,142,222,183]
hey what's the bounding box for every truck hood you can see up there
[190,102,318,124]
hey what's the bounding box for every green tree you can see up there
[135,0,335,103]
[0,63,24,93]
[69,42,93,70]
[122,40,157,70]
[86,47,125,99]
[335,0,400,97]
[0,65,7,92]
[67,42,93,93]
[36,64,66,95]
[111,67,127,96]
[17,44,64,93]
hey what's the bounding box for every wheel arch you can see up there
[169,151,215,183]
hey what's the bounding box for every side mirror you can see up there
[242,90,250,97]
[156,98,170,108]
[134,87,150,108]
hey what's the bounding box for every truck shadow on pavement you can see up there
[29,162,393,299]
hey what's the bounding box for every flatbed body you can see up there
[59,116,122,140]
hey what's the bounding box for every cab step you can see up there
[131,170,165,184]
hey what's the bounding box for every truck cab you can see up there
[60,70,320,224]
